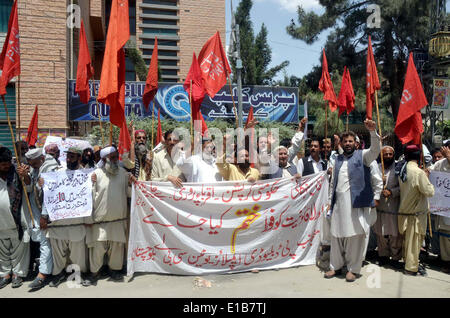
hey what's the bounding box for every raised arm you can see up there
[362,119,381,166]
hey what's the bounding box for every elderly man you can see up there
[151,130,185,187]
[130,129,152,181]
[176,138,222,182]
[429,142,450,273]
[86,146,134,284]
[261,146,299,180]
[372,146,403,267]
[0,147,29,289]
[398,145,435,276]
[39,147,90,287]
[324,119,380,282]
[17,147,59,290]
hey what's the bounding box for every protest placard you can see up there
[42,169,94,221]
[127,172,328,276]
[429,170,450,218]
[43,136,92,163]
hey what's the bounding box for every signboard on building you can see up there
[431,78,450,111]
[68,80,298,123]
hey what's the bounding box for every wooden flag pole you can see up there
[189,80,194,143]
[1,96,35,228]
[91,80,105,146]
[419,134,433,238]
[17,75,21,141]
[346,113,349,132]
[324,102,328,140]
[374,91,386,187]
[151,102,155,149]
[227,77,239,128]
[109,124,113,146]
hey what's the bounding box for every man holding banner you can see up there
[86,146,134,284]
[17,148,59,290]
[40,147,91,287]
[429,141,450,273]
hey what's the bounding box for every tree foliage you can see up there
[229,0,289,85]
[286,0,432,123]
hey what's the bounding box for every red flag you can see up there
[0,0,20,96]
[75,20,94,104]
[197,31,231,98]
[143,37,158,110]
[156,107,162,145]
[394,53,428,145]
[318,50,338,112]
[97,0,129,127]
[193,112,209,138]
[26,105,38,147]
[337,67,355,117]
[366,36,381,120]
[184,52,206,104]
[118,120,131,161]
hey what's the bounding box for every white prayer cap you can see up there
[100,146,117,159]
[273,145,288,153]
[355,135,360,143]
[25,148,43,160]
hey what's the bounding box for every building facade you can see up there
[0,0,225,148]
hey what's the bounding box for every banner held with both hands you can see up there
[127,172,329,276]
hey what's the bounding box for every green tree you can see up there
[286,0,432,122]
[229,0,289,85]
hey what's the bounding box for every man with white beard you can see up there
[85,146,135,285]
[176,137,222,183]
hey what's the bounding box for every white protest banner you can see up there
[127,172,328,276]
[43,136,92,163]
[429,170,450,218]
[42,169,94,221]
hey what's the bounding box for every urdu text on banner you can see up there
[127,172,328,276]
[42,169,94,221]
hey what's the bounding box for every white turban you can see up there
[100,146,116,159]
[25,148,43,160]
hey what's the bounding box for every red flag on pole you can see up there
[337,67,355,117]
[366,36,381,120]
[394,53,428,145]
[118,120,131,161]
[97,0,129,127]
[143,37,158,110]
[26,105,38,147]
[75,20,94,104]
[0,0,20,96]
[184,52,206,104]
[156,107,162,145]
[318,50,338,112]
[184,52,207,135]
[197,31,231,98]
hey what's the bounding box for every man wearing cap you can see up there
[85,146,135,284]
[45,143,65,169]
[129,129,152,181]
[152,130,185,187]
[17,147,59,290]
[93,145,102,165]
[324,119,381,282]
[39,147,91,287]
[372,146,403,267]
[429,141,450,273]
[0,147,29,289]
[398,145,435,276]
[176,138,222,183]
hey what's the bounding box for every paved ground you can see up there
[1,258,449,298]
